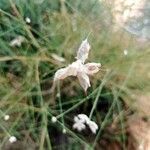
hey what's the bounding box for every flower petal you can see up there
[54,67,69,81]
[73,122,86,131]
[77,72,91,92]
[85,63,101,75]
[76,39,90,63]
[54,61,81,81]
[74,116,80,123]
[88,120,98,134]
[78,114,90,123]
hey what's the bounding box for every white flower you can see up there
[54,39,101,92]
[73,116,86,131]
[73,114,98,134]
[4,115,10,121]
[62,128,67,134]
[56,93,60,98]
[10,36,25,47]
[123,49,128,55]
[25,17,31,23]
[51,116,57,123]
[9,136,17,143]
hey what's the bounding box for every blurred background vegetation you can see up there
[0,0,150,150]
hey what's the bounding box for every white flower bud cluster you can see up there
[73,114,98,134]
[9,136,17,143]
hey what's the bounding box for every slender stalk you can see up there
[89,70,113,119]
[57,81,65,131]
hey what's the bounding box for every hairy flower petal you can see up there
[76,39,90,63]
[54,61,80,81]
[85,63,101,75]
[77,72,91,92]
[54,67,69,81]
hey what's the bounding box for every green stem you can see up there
[89,70,113,119]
